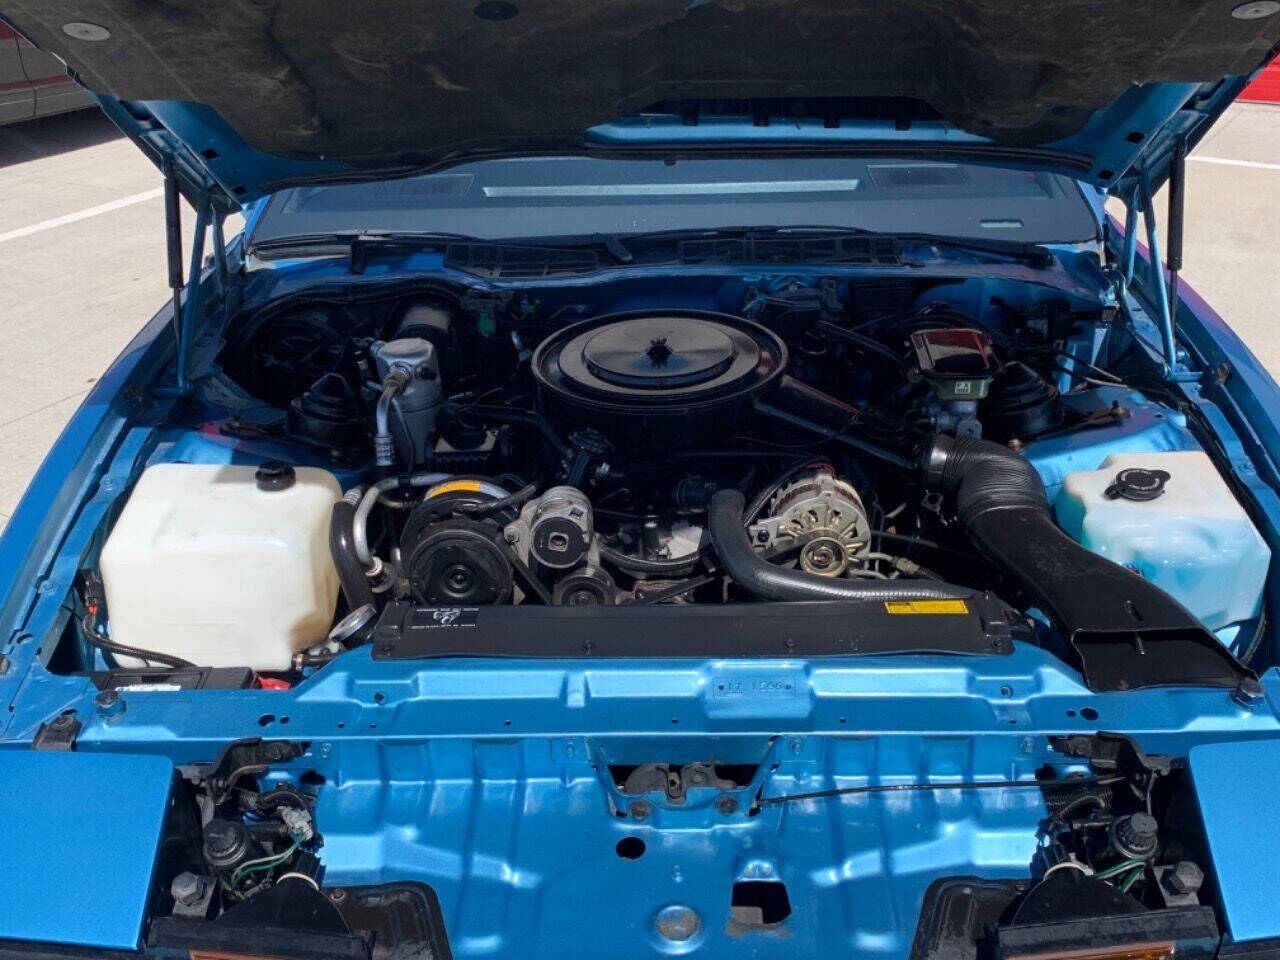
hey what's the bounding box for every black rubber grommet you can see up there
[256,460,296,491]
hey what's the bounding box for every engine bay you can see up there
[57,272,1270,693]
[4,266,1278,960]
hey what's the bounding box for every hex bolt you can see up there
[170,871,207,906]
[95,689,125,719]
[715,795,739,816]
[1232,678,1265,708]
[788,738,805,755]
[628,800,652,822]
[1164,861,1204,896]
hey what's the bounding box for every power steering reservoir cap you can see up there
[1104,467,1170,501]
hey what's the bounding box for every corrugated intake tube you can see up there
[921,434,1248,691]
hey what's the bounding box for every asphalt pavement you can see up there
[1,104,1278,533]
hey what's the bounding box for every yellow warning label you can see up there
[883,599,970,615]
[425,479,484,498]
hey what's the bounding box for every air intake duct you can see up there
[921,434,1250,692]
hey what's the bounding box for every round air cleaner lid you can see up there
[582,317,736,390]
[533,312,786,410]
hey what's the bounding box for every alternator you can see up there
[750,472,871,577]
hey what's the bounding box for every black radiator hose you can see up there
[330,500,376,610]
[921,434,1248,691]
[708,489,973,602]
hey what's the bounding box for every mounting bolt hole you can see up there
[1080,707,1099,721]
[258,714,275,727]
[616,837,646,860]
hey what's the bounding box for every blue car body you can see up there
[1,3,1280,958]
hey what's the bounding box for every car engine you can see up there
[77,283,1269,689]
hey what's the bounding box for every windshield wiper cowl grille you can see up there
[676,234,903,265]
[444,244,601,278]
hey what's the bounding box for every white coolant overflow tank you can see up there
[1055,451,1270,634]
[99,462,342,670]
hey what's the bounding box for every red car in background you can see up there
[0,21,89,124]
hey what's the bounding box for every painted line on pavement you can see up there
[0,187,163,244]
[1189,155,1280,171]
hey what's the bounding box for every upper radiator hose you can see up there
[921,434,1249,691]
[708,489,973,603]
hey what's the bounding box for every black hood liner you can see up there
[3,0,1278,167]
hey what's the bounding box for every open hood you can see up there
[2,0,1279,206]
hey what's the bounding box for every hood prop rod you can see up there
[1166,137,1187,323]
[1116,159,1192,382]
[156,162,212,396]
[162,159,186,392]
[1136,167,1176,376]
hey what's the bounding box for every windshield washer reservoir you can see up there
[99,463,342,670]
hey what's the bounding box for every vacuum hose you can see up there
[708,488,973,602]
[330,500,376,610]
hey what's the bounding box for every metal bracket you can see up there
[620,762,739,805]
[32,711,81,751]
[180,737,307,789]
